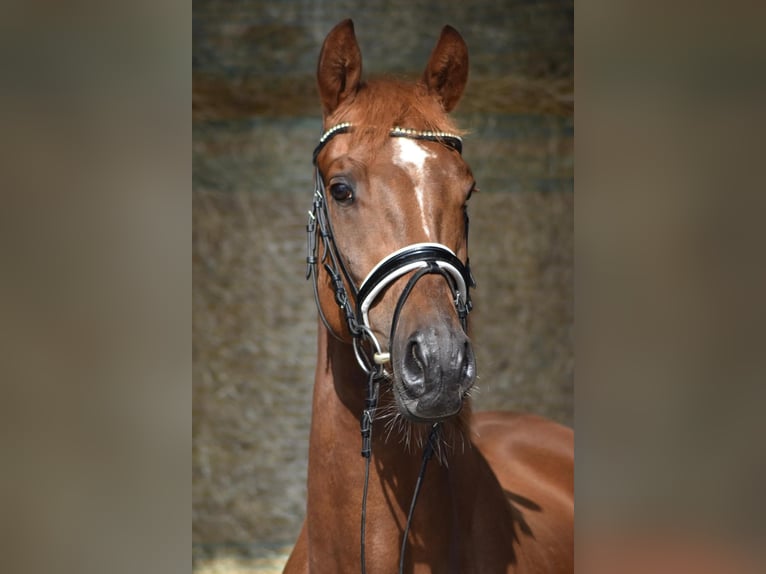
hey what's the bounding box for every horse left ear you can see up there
[422,26,469,112]
[317,19,363,117]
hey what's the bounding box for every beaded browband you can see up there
[312,122,463,164]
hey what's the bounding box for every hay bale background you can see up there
[193,0,573,563]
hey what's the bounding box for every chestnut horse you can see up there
[284,20,573,574]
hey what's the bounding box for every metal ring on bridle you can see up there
[352,324,387,376]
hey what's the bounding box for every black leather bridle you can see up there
[307,122,475,373]
[305,122,477,573]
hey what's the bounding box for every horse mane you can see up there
[326,78,466,151]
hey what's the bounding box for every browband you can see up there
[313,123,463,165]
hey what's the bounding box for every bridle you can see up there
[307,122,475,372]
[305,121,476,573]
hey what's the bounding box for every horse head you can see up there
[310,19,477,423]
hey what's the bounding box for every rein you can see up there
[306,122,475,573]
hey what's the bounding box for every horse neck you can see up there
[306,324,513,572]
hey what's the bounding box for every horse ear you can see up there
[317,19,363,116]
[422,26,469,112]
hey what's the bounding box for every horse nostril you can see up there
[461,340,476,386]
[401,339,426,397]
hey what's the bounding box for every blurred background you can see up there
[193,0,572,570]
[2,1,764,574]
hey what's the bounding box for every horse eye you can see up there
[329,182,354,202]
[467,182,478,201]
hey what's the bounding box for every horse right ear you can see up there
[317,19,363,117]
[422,25,469,113]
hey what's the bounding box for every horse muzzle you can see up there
[392,325,476,421]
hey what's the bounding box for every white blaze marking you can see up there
[392,138,436,238]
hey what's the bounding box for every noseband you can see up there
[305,122,476,574]
[306,122,476,375]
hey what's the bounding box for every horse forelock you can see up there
[324,78,465,154]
